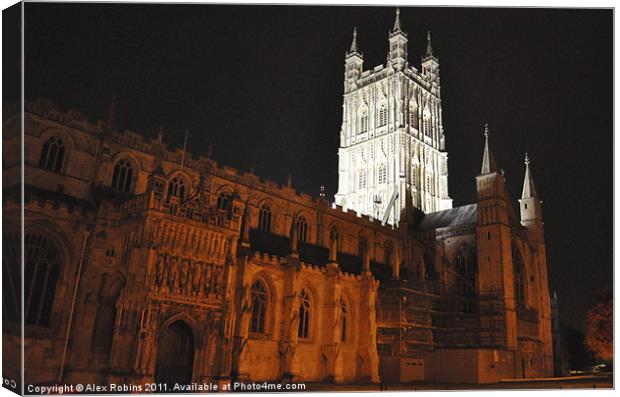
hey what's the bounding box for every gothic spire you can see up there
[425,30,434,57]
[392,7,402,32]
[521,152,538,199]
[480,123,498,175]
[349,26,359,54]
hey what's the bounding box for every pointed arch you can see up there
[258,202,272,232]
[378,102,388,127]
[39,136,66,172]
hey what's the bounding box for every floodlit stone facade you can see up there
[3,9,553,388]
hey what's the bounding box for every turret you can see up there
[421,31,440,91]
[344,27,363,93]
[388,8,408,71]
[518,153,543,229]
[475,124,509,226]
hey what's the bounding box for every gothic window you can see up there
[378,104,388,127]
[378,164,387,184]
[154,180,164,199]
[297,215,308,243]
[258,204,272,232]
[360,111,368,134]
[39,136,65,173]
[3,232,20,323]
[23,233,61,326]
[455,245,478,313]
[250,280,267,334]
[512,246,527,310]
[358,169,367,189]
[111,159,134,193]
[298,289,311,339]
[359,235,368,258]
[216,191,232,211]
[409,105,418,128]
[167,177,187,200]
[423,110,431,137]
[340,297,348,342]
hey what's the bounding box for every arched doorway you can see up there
[154,321,195,386]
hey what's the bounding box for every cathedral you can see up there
[3,9,553,389]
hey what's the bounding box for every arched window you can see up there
[297,215,308,243]
[378,104,388,127]
[385,241,394,267]
[455,245,478,313]
[340,297,348,342]
[378,164,387,184]
[298,289,311,339]
[24,233,61,326]
[250,280,267,334]
[409,104,418,128]
[39,136,65,172]
[359,235,368,258]
[512,246,526,310]
[360,111,369,134]
[258,204,272,232]
[167,177,187,200]
[111,159,134,193]
[358,169,367,189]
[423,111,431,137]
[216,191,232,211]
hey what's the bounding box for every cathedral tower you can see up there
[335,8,452,224]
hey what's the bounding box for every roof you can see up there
[415,204,478,231]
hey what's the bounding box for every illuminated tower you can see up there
[335,9,452,224]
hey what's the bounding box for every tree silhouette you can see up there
[584,288,613,362]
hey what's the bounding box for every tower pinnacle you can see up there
[521,152,538,199]
[481,123,498,175]
[392,7,402,32]
[349,27,359,54]
[426,30,434,57]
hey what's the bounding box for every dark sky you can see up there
[22,3,612,331]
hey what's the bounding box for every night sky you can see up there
[21,4,612,331]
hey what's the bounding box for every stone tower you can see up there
[335,8,452,224]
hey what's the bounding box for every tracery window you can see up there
[250,280,267,334]
[360,111,368,134]
[216,191,232,211]
[298,289,311,339]
[378,104,388,127]
[111,159,134,193]
[39,136,65,173]
[22,233,61,326]
[167,177,186,200]
[378,164,387,184]
[455,245,478,313]
[297,215,308,243]
[409,105,418,128]
[358,169,367,189]
[258,204,272,232]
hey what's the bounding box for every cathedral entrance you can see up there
[154,321,195,387]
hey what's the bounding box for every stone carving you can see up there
[152,252,224,300]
